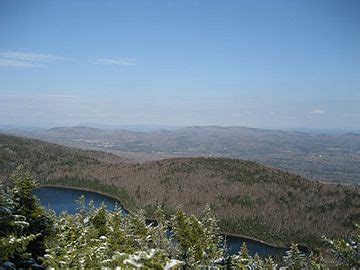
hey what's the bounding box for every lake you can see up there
[34,186,120,214]
[35,186,302,257]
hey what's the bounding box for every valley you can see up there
[3,125,360,184]
[1,133,359,248]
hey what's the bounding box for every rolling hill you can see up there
[3,125,360,184]
[0,133,359,247]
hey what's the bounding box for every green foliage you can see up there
[0,185,36,261]
[283,244,307,269]
[309,254,327,270]
[41,199,208,268]
[11,165,38,206]
[228,242,331,270]
[11,165,54,259]
[323,224,360,268]
[170,206,223,267]
[0,233,38,262]
[0,165,53,264]
[263,257,277,269]
[230,243,280,269]
[153,206,172,252]
[219,216,285,245]
[231,243,254,269]
[0,185,18,236]
[281,244,329,270]
[43,202,219,269]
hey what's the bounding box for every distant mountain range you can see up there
[2,125,360,184]
[0,133,359,247]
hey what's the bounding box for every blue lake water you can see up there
[224,235,288,257]
[34,186,305,257]
[34,186,120,214]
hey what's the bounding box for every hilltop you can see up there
[0,133,359,247]
[3,125,360,184]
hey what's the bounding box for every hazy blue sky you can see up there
[0,0,359,129]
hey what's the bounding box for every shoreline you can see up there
[38,184,129,210]
[38,184,309,253]
[220,232,310,253]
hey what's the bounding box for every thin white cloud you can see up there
[94,58,139,66]
[0,51,139,68]
[0,51,66,62]
[310,109,325,114]
[0,51,69,68]
[0,59,45,67]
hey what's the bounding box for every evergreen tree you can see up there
[171,207,222,267]
[322,224,359,269]
[231,242,253,269]
[154,206,176,256]
[283,244,307,269]
[252,253,264,269]
[0,185,36,262]
[309,254,327,270]
[10,165,54,259]
[263,257,277,269]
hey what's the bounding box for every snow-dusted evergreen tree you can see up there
[0,184,36,261]
[231,242,253,269]
[154,206,178,256]
[309,254,327,270]
[170,206,223,267]
[263,257,277,269]
[282,244,307,269]
[322,224,359,269]
[252,253,265,269]
[44,201,177,269]
[0,165,53,263]
[127,209,156,249]
[199,205,223,266]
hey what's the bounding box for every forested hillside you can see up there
[0,133,359,247]
[2,167,358,269]
[5,125,360,184]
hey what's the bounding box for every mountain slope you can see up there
[4,125,360,184]
[0,133,359,247]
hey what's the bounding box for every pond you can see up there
[34,186,121,214]
[224,235,307,258]
[35,186,305,257]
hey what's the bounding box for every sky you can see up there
[0,0,359,129]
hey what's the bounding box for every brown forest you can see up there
[0,133,359,247]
